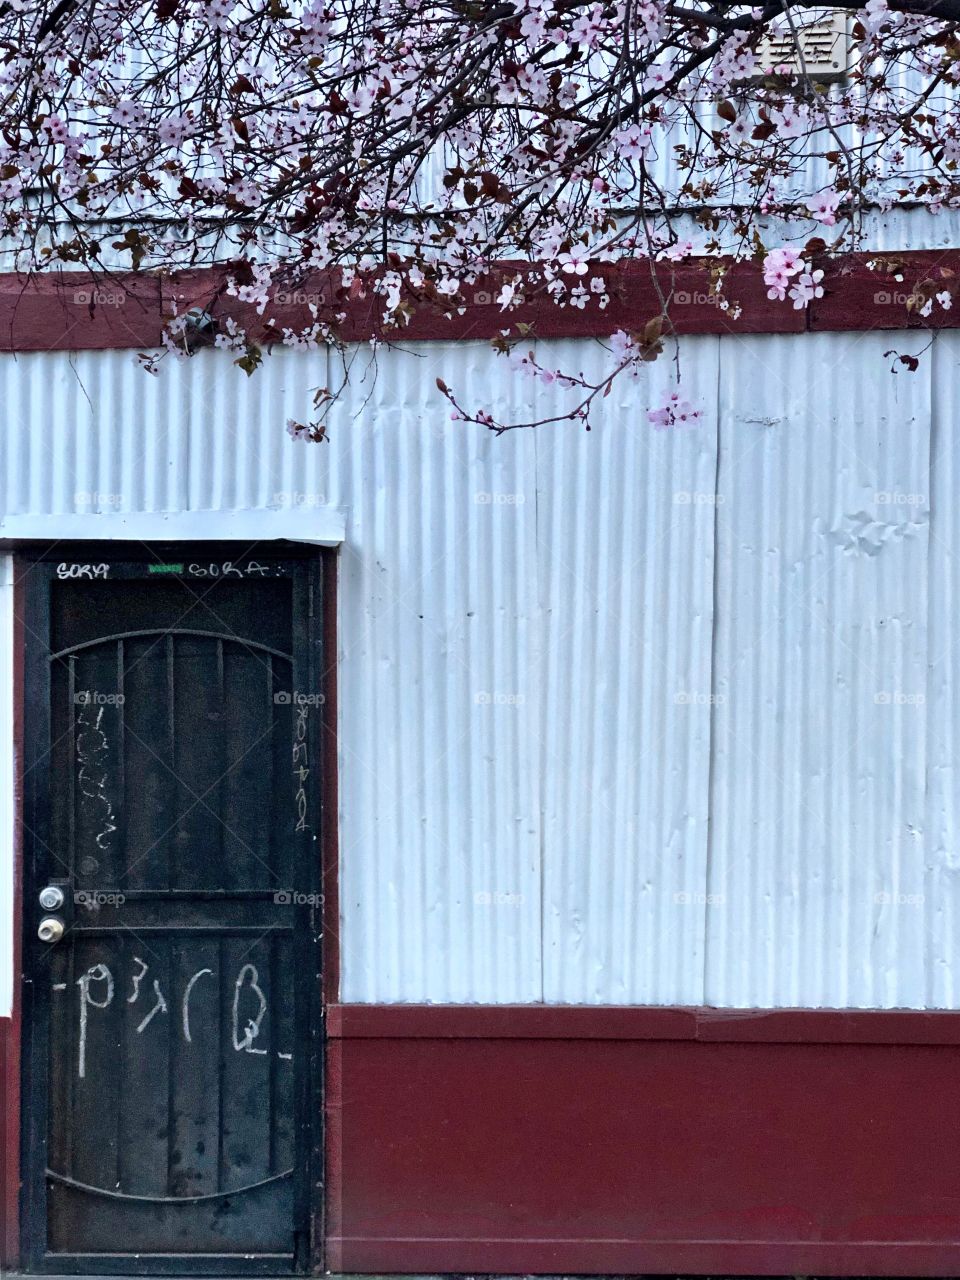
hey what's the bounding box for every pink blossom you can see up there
[497,282,520,310]
[763,248,804,299]
[863,0,890,34]
[805,190,842,225]
[520,9,548,41]
[109,101,141,127]
[645,60,675,89]
[616,122,653,161]
[658,240,695,263]
[648,390,703,430]
[205,0,234,29]
[569,5,604,48]
[788,269,825,309]
[40,114,71,144]
[157,115,192,147]
[609,329,636,364]
[772,104,810,140]
[558,250,589,276]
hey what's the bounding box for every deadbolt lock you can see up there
[39,884,65,911]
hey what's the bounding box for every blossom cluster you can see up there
[0,0,953,429]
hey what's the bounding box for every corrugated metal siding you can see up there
[535,339,719,1005]
[324,347,543,1002]
[926,339,960,1009]
[0,333,959,1009]
[710,333,932,1007]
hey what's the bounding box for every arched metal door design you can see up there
[20,551,323,1275]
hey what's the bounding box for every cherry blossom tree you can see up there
[0,0,957,432]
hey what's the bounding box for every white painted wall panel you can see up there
[925,339,960,1009]
[0,333,958,1010]
[710,333,932,1007]
[535,338,719,1004]
[325,346,543,1002]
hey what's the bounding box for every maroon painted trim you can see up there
[0,250,958,351]
[0,271,162,352]
[160,259,803,344]
[327,1001,960,1044]
[324,1037,344,1273]
[326,1237,960,1276]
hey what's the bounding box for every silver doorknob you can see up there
[39,885,65,911]
[38,917,65,943]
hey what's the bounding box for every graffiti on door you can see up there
[66,958,294,1078]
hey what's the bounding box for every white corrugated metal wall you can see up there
[0,329,957,1011]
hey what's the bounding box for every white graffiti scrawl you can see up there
[76,963,114,1079]
[72,959,292,1076]
[76,704,117,851]
[232,964,268,1054]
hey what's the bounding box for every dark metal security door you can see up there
[20,549,323,1275]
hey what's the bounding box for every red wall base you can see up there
[1,1013,19,1269]
[7,1005,960,1274]
[325,1005,960,1277]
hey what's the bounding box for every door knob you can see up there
[38,917,65,943]
[39,885,65,911]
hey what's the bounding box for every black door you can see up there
[20,549,323,1275]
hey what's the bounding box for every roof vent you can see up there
[754,8,849,82]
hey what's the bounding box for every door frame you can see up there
[15,540,330,1276]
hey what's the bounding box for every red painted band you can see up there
[326,1027,960,1275]
[0,250,956,351]
[326,1001,960,1044]
[325,1237,960,1276]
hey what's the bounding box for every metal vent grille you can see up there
[755,8,848,81]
